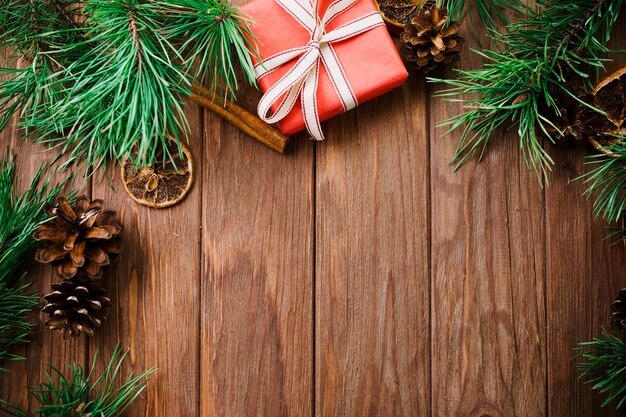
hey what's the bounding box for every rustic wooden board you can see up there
[315,73,430,415]
[0,56,88,413]
[199,87,314,416]
[546,42,626,416]
[428,12,547,417]
[3,4,626,417]
[89,99,204,416]
[545,143,626,417]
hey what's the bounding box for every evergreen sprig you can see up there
[159,0,258,98]
[0,0,83,132]
[0,0,259,173]
[441,0,522,30]
[0,155,63,368]
[2,344,155,417]
[582,142,626,224]
[577,329,626,411]
[430,0,624,183]
[28,0,190,171]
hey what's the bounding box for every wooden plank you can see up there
[199,68,314,416]
[0,56,87,412]
[428,15,546,417]
[546,26,626,417]
[545,144,626,417]
[89,98,203,416]
[315,76,430,414]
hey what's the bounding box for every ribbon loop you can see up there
[256,0,384,140]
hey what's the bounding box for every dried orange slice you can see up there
[374,0,425,33]
[589,65,626,155]
[120,136,193,208]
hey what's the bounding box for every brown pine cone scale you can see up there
[400,5,463,73]
[34,196,122,279]
[43,278,111,339]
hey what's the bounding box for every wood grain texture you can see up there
[546,27,626,417]
[199,79,314,416]
[3,5,626,417]
[88,99,203,416]
[0,56,88,412]
[429,13,546,417]
[545,144,626,417]
[315,74,430,416]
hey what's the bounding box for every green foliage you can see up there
[1,344,154,417]
[0,156,62,368]
[582,142,626,224]
[159,0,259,98]
[28,0,190,172]
[440,0,522,30]
[577,329,626,411]
[0,0,258,172]
[0,0,83,132]
[430,0,624,183]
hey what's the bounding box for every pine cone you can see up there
[43,277,111,339]
[612,288,626,333]
[539,89,613,144]
[400,5,463,73]
[34,196,122,279]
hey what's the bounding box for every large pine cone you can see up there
[43,278,111,339]
[400,5,463,73]
[612,288,626,333]
[34,196,122,279]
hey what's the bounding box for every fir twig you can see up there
[0,0,259,173]
[158,0,259,99]
[577,329,626,411]
[3,343,154,417]
[430,0,624,183]
[441,0,522,30]
[582,141,626,224]
[31,344,154,417]
[0,155,63,368]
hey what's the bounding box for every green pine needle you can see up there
[0,0,259,174]
[582,141,626,224]
[159,0,259,99]
[0,155,63,368]
[441,0,522,30]
[430,0,624,184]
[577,329,626,411]
[0,0,83,134]
[26,0,191,171]
[20,344,155,417]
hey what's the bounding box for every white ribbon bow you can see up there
[255,0,384,140]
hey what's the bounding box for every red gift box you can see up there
[242,0,408,137]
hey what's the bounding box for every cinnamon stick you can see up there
[189,83,290,153]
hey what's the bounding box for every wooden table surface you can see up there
[2,3,626,417]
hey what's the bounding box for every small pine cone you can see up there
[34,195,123,279]
[400,6,463,73]
[612,288,626,333]
[539,89,614,144]
[43,277,111,339]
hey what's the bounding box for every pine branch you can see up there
[26,0,191,171]
[3,344,154,417]
[577,329,626,411]
[582,142,626,224]
[0,155,63,368]
[429,0,625,183]
[0,0,85,132]
[439,0,523,30]
[0,0,259,173]
[158,0,259,98]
